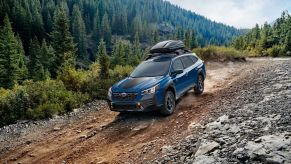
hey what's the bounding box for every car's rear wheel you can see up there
[160,91,175,116]
[194,74,204,95]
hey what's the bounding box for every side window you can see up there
[172,59,184,71]
[181,56,194,69]
[189,55,198,64]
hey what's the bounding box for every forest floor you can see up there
[0,58,290,164]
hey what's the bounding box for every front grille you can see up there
[112,92,138,101]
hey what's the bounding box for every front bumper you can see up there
[108,93,161,112]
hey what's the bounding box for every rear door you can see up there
[171,58,188,97]
[181,56,196,90]
[188,55,199,86]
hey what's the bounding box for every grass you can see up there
[193,46,247,62]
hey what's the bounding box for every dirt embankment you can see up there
[0,58,290,163]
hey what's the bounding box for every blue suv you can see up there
[108,40,206,115]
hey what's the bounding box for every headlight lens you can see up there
[142,85,160,95]
[108,87,112,97]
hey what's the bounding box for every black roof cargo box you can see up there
[150,40,185,53]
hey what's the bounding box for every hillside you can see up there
[0,0,243,59]
[0,0,244,127]
[232,11,291,57]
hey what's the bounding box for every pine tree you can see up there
[0,15,27,88]
[97,39,110,79]
[93,10,100,40]
[132,15,142,38]
[40,39,56,76]
[152,30,160,44]
[191,30,199,49]
[100,13,111,46]
[72,5,87,59]
[184,30,191,49]
[111,40,126,67]
[28,37,47,81]
[131,32,142,65]
[51,6,76,71]
[31,0,45,39]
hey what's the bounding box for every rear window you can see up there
[189,55,198,63]
[181,56,194,68]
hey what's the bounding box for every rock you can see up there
[217,115,229,124]
[28,154,35,157]
[188,123,204,131]
[244,134,291,162]
[132,123,149,131]
[53,127,61,131]
[25,140,32,145]
[97,160,107,164]
[79,135,87,139]
[161,145,174,154]
[193,155,216,164]
[178,112,184,117]
[195,141,220,157]
[266,155,285,164]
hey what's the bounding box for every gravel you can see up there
[153,59,291,163]
[0,100,108,154]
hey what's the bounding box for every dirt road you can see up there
[0,58,290,163]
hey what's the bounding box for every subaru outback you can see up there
[107,40,206,115]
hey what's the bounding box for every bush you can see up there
[193,46,246,62]
[110,65,134,80]
[58,63,132,99]
[57,66,89,92]
[267,45,285,57]
[0,80,89,126]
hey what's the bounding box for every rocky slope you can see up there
[153,58,291,163]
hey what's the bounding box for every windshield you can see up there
[130,58,171,78]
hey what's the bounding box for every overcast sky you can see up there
[166,0,291,29]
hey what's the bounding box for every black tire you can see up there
[194,74,204,95]
[160,90,176,116]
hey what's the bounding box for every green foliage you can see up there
[232,11,291,57]
[110,65,134,80]
[71,5,87,59]
[51,6,76,69]
[28,37,48,81]
[100,13,111,46]
[0,80,89,126]
[97,39,110,79]
[0,15,27,88]
[194,46,245,62]
[266,45,285,57]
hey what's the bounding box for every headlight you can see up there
[108,87,112,98]
[142,85,160,95]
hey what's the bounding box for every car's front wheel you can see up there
[160,90,175,116]
[194,74,204,94]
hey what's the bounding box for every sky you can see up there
[166,0,291,29]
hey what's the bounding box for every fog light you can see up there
[137,102,142,109]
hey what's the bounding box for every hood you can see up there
[112,76,164,92]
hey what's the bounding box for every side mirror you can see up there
[171,69,183,76]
